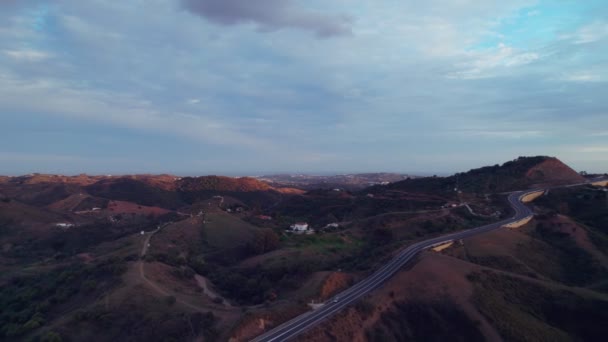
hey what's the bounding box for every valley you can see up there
[1,157,607,341]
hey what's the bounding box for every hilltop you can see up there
[381,156,584,194]
[177,176,273,192]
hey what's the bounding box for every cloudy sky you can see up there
[1,0,607,175]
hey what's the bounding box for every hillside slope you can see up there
[295,185,608,342]
[177,176,273,192]
[381,156,584,194]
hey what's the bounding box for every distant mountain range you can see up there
[257,173,417,190]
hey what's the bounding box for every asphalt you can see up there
[250,178,607,342]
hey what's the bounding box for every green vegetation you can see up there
[537,188,608,254]
[284,233,361,252]
[466,255,537,278]
[355,298,375,319]
[250,228,281,254]
[386,156,569,194]
[203,212,257,249]
[462,220,607,286]
[202,260,314,305]
[367,298,484,342]
[70,305,217,342]
[40,331,63,342]
[0,258,127,339]
[86,178,185,209]
[533,220,607,286]
[468,270,608,342]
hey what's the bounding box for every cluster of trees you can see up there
[537,189,608,255]
[86,178,185,209]
[72,306,217,341]
[249,228,280,254]
[469,270,608,341]
[202,261,314,305]
[0,258,127,339]
[534,220,607,286]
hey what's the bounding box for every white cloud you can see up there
[0,152,84,163]
[463,130,544,139]
[578,146,608,153]
[3,49,50,61]
[0,70,270,151]
[448,43,539,79]
[0,0,607,173]
[562,72,601,82]
[574,22,608,44]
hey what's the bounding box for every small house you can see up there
[290,222,309,231]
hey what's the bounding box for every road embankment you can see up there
[520,190,545,203]
[502,215,533,229]
[431,241,454,252]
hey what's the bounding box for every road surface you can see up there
[250,180,607,342]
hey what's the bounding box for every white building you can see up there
[324,223,340,229]
[290,222,309,231]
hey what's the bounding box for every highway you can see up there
[250,180,606,342]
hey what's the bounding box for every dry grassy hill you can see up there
[177,176,273,192]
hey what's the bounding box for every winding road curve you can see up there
[251,179,607,342]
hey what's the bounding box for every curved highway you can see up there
[250,185,583,342]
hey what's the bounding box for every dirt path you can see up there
[136,222,227,312]
[194,274,233,307]
[464,203,497,218]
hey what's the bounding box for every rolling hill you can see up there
[0,156,605,342]
[379,156,584,194]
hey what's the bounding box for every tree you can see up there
[41,331,63,342]
[165,296,176,306]
[251,229,280,254]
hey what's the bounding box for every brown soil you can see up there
[177,176,274,192]
[127,174,178,191]
[526,157,585,185]
[143,262,201,296]
[16,174,103,186]
[229,303,308,342]
[550,214,608,268]
[318,272,354,300]
[445,226,552,280]
[0,200,67,235]
[297,253,501,342]
[275,187,306,195]
[7,173,180,189]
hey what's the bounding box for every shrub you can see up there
[40,331,63,342]
[164,296,176,306]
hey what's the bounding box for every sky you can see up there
[1,0,607,175]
